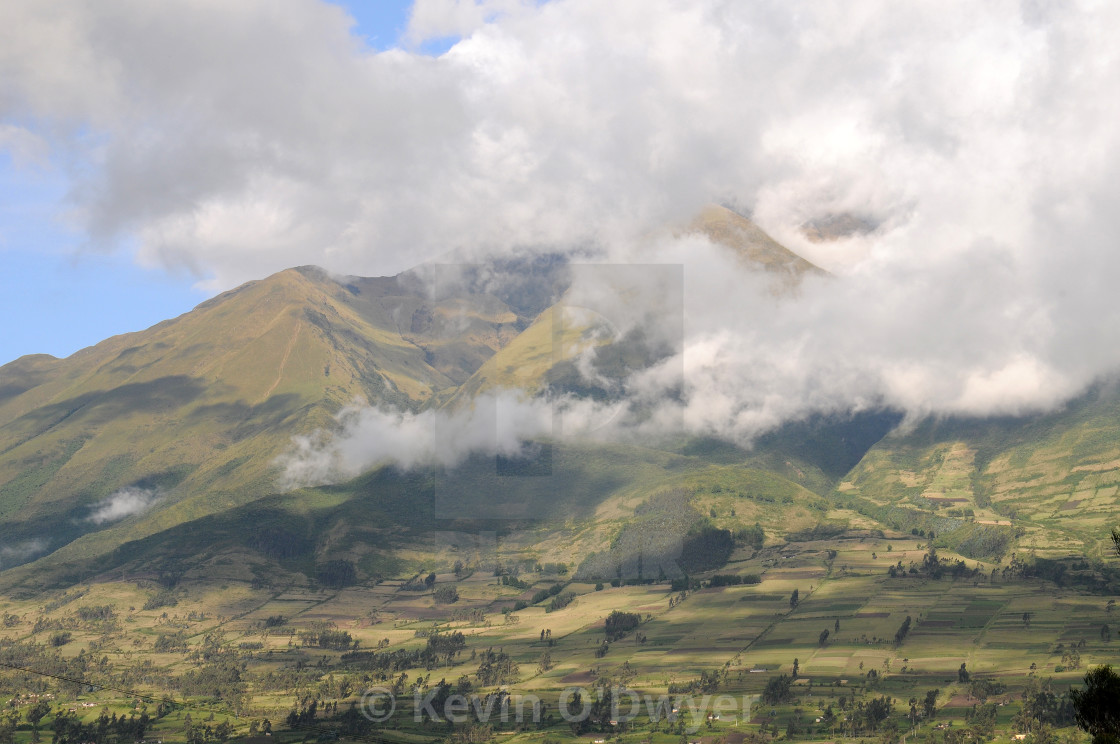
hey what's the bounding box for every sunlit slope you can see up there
[0,438,836,594]
[450,208,825,406]
[688,204,826,280]
[839,383,1120,558]
[0,266,524,564]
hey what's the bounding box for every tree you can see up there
[1031,724,1058,744]
[835,617,841,632]
[792,658,799,679]
[819,628,830,646]
[425,572,437,588]
[958,662,970,683]
[1070,665,1120,744]
[26,700,50,739]
[923,688,940,719]
[895,615,913,645]
[761,674,794,704]
[790,589,800,608]
[1023,612,1032,629]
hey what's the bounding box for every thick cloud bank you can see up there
[5,0,1120,477]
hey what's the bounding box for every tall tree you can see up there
[1070,665,1120,744]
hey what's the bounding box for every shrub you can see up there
[434,585,460,604]
[604,610,641,640]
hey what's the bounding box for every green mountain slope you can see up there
[839,383,1120,560]
[0,437,837,595]
[0,266,534,570]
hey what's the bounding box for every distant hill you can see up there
[839,382,1120,561]
[0,265,542,577]
[3,210,1119,595]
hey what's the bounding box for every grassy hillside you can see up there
[839,382,1120,561]
[0,523,1110,743]
[0,266,534,572]
[0,437,841,596]
[687,204,827,281]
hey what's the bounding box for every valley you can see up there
[0,215,1117,743]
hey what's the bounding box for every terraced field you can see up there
[0,531,1112,743]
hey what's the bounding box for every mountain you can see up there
[689,204,826,281]
[0,213,843,593]
[0,264,551,578]
[5,210,1117,597]
[838,382,1120,563]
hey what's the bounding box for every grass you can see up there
[0,532,1109,743]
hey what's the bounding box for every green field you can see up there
[0,529,1111,744]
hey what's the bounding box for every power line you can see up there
[0,659,229,717]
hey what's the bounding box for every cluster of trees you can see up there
[427,631,467,663]
[49,710,152,744]
[668,669,722,694]
[340,630,468,674]
[183,714,235,744]
[604,610,642,641]
[75,605,115,623]
[735,522,766,549]
[547,592,575,612]
[142,588,178,610]
[285,700,328,728]
[434,585,460,604]
[678,525,735,573]
[708,573,762,587]
[316,559,357,588]
[531,583,567,605]
[894,615,912,645]
[475,648,519,686]
[761,674,793,704]
[498,574,530,589]
[177,658,246,708]
[297,627,356,651]
[968,677,1005,702]
[843,695,895,734]
[154,630,190,652]
[885,545,979,579]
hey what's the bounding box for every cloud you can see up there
[5,0,1120,448]
[405,0,529,43]
[277,390,635,488]
[0,538,48,568]
[86,487,160,524]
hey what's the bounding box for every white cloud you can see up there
[277,389,643,488]
[405,0,529,43]
[0,538,48,567]
[86,487,160,524]
[4,0,1120,444]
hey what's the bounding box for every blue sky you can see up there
[0,1,420,367]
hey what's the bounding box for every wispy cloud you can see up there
[0,537,48,568]
[86,487,160,525]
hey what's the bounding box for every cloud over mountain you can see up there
[85,487,160,525]
[4,0,1120,445]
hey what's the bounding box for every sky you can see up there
[0,0,420,365]
[3,0,1120,460]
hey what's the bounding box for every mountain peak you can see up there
[688,203,825,279]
